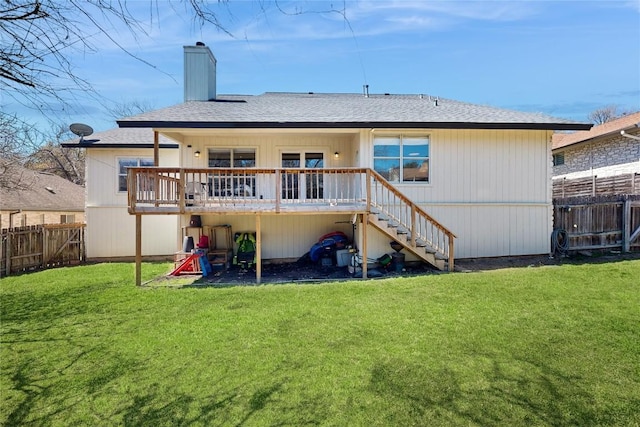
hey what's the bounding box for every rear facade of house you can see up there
[75,44,591,277]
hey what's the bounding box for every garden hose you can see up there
[551,228,569,256]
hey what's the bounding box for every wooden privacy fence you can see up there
[553,173,640,198]
[553,195,640,252]
[1,223,86,277]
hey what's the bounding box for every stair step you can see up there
[367,203,451,272]
[396,226,409,235]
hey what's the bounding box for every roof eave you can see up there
[553,123,639,151]
[117,120,592,131]
[61,143,179,149]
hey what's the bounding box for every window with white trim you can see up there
[208,148,256,196]
[60,214,75,224]
[118,158,154,192]
[374,135,430,183]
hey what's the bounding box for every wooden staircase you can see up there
[367,170,456,271]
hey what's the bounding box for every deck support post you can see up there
[135,214,142,286]
[448,234,455,272]
[255,215,262,284]
[362,213,368,279]
[153,131,159,166]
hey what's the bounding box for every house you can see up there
[69,43,592,284]
[552,112,640,197]
[0,162,85,229]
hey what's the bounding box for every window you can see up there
[280,152,324,199]
[118,158,154,192]
[208,148,256,196]
[374,135,429,183]
[208,148,256,168]
[60,214,75,224]
[553,152,565,166]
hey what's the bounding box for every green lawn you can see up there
[1,261,639,426]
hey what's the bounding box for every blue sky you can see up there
[5,0,640,133]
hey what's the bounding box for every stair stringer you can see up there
[368,214,446,271]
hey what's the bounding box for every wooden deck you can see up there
[128,167,456,284]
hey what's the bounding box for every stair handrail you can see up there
[367,169,456,271]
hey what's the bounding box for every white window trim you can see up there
[373,134,431,184]
[116,157,154,193]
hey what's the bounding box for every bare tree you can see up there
[1,1,347,116]
[0,112,85,188]
[25,125,85,185]
[1,0,236,116]
[587,105,634,125]
[106,100,157,121]
[0,113,40,190]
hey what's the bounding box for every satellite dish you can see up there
[69,123,93,143]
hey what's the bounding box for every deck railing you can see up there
[127,167,370,213]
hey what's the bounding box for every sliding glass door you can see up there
[281,152,324,200]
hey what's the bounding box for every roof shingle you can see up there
[117,92,591,131]
[552,111,640,150]
[0,164,85,212]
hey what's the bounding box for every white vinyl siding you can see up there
[367,128,552,258]
[86,207,178,258]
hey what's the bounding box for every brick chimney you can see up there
[184,42,216,101]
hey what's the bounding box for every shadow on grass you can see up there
[368,354,616,426]
[118,380,293,426]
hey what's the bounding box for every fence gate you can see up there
[1,223,86,277]
[553,195,640,252]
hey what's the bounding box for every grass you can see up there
[1,260,639,426]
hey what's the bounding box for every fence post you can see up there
[5,231,11,275]
[42,226,47,267]
[622,196,631,253]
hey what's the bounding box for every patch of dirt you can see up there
[455,251,640,272]
[154,250,640,287]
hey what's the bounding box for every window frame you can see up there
[117,157,154,193]
[206,147,257,197]
[552,152,565,166]
[60,214,75,224]
[373,134,430,184]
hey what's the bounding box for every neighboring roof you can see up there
[60,127,179,148]
[552,111,640,150]
[117,92,591,131]
[0,164,85,212]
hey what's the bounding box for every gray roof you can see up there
[60,127,178,148]
[117,92,591,131]
[0,164,85,212]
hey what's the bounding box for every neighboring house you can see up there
[61,127,180,259]
[0,163,85,229]
[552,112,640,181]
[68,43,591,283]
